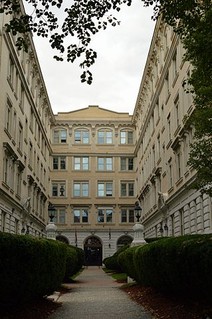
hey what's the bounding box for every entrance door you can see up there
[84,236,102,266]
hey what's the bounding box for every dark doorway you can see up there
[117,235,133,250]
[56,235,69,244]
[84,236,102,266]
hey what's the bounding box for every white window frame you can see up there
[52,182,66,197]
[97,182,113,197]
[74,129,89,144]
[53,156,66,170]
[97,208,113,223]
[53,129,67,144]
[97,157,113,171]
[120,182,134,197]
[73,208,89,223]
[74,157,89,171]
[97,129,113,144]
[121,208,135,223]
[73,182,89,197]
[120,157,134,171]
[120,130,133,144]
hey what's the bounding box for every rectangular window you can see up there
[73,208,89,223]
[120,157,134,171]
[53,156,66,170]
[8,55,15,86]
[120,182,134,197]
[5,99,12,134]
[174,95,180,128]
[98,182,113,197]
[74,157,89,170]
[97,157,113,171]
[97,208,113,223]
[121,209,135,223]
[52,182,66,197]
[17,122,23,151]
[73,182,89,197]
[120,131,133,144]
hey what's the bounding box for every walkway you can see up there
[48,266,153,319]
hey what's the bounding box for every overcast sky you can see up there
[33,1,155,115]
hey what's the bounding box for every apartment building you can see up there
[49,106,136,264]
[0,3,211,265]
[133,17,212,238]
[0,7,54,236]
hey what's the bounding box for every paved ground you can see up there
[48,266,153,319]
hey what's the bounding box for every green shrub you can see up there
[103,245,129,272]
[134,234,212,299]
[117,246,139,280]
[63,245,84,282]
[0,233,67,306]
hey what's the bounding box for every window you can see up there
[97,129,113,144]
[53,129,67,143]
[73,182,89,197]
[49,208,66,224]
[176,151,182,180]
[53,156,66,170]
[73,208,89,223]
[52,182,66,197]
[17,122,23,151]
[97,208,113,223]
[5,99,12,134]
[168,159,173,188]
[97,157,113,171]
[8,55,15,86]
[74,157,89,170]
[120,157,134,171]
[98,182,113,197]
[74,129,89,144]
[120,131,133,144]
[165,71,170,102]
[121,209,135,223]
[174,95,180,128]
[120,182,134,197]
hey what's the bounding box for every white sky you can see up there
[32,1,155,115]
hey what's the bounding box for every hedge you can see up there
[117,246,138,280]
[0,232,67,305]
[118,234,212,300]
[63,245,84,282]
[103,244,130,272]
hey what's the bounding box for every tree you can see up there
[1,0,212,194]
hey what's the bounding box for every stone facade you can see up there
[133,17,212,238]
[0,8,54,236]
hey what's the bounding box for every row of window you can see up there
[51,181,135,197]
[52,156,134,171]
[53,128,134,145]
[50,208,135,224]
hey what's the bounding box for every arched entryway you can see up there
[84,236,102,266]
[117,235,133,250]
[56,235,69,245]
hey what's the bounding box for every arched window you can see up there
[74,128,89,144]
[97,128,113,144]
[120,130,133,144]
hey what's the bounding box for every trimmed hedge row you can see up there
[118,234,212,299]
[103,244,129,272]
[0,232,84,305]
[63,245,84,282]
